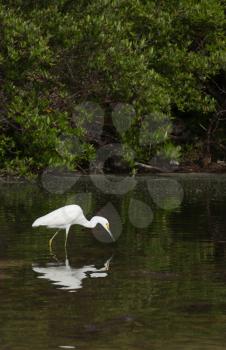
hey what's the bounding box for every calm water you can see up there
[1,174,226,350]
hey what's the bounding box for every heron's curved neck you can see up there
[83,216,102,228]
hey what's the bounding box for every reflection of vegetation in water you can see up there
[1,176,226,349]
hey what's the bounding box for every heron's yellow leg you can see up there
[64,226,70,257]
[49,229,60,251]
[64,229,69,250]
[64,235,68,251]
[64,238,68,261]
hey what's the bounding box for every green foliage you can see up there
[1,0,226,176]
[0,2,94,175]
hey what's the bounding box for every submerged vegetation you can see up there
[1,0,226,176]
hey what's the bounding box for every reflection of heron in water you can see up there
[32,256,113,292]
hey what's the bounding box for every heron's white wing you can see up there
[32,205,83,228]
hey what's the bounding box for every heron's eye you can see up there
[106,223,109,229]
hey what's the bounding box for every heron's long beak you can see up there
[106,228,115,242]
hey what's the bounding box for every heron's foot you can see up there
[49,240,60,263]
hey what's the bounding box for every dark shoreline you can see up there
[1,162,226,183]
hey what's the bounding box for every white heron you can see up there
[32,204,114,250]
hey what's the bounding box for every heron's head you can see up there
[94,216,115,242]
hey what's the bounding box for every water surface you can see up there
[1,174,226,350]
